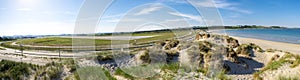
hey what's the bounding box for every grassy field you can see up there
[0,29,193,52]
[17,37,114,46]
[10,30,180,46]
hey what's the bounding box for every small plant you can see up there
[266,48,276,53]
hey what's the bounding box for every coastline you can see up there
[231,36,300,54]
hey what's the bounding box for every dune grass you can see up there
[253,53,300,79]
[77,66,116,80]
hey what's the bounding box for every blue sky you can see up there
[0,0,300,36]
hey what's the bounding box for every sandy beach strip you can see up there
[231,36,300,54]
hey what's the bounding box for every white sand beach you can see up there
[232,36,300,54]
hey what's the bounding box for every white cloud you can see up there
[16,8,32,11]
[225,7,252,14]
[192,0,251,14]
[163,0,251,14]
[169,12,203,22]
[135,4,162,15]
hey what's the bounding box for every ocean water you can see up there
[222,29,300,44]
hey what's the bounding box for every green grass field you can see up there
[0,29,194,52]
[17,37,114,46]
[14,30,180,46]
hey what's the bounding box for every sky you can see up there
[0,0,300,36]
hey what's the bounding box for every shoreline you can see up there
[231,36,300,54]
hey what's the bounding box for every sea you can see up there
[220,28,300,44]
